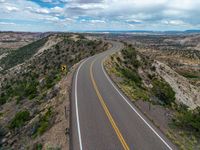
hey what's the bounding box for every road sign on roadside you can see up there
[61,64,67,72]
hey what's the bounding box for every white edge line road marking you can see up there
[75,58,90,150]
[101,56,173,150]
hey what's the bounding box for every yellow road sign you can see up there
[61,64,67,72]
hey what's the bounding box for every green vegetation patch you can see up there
[33,107,53,137]
[181,72,200,79]
[108,45,176,105]
[115,46,142,86]
[120,68,142,86]
[0,68,62,105]
[121,83,149,101]
[110,45,150,101]
[170,106,200,149]
[173,106,200,134]
[0,74,39,105]
[9,110,30,129]
[44,70,62,90]
[35,143,43,150]
[122,46,141,68]
[117,66,149,101]
[152,78,175,106]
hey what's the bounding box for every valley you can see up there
[0,32,200,150]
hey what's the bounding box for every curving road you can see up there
[71,41,177,150]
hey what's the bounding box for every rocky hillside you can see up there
[0,33,108,149]
[0,32,45,50]
[153,61,200,109]
[105,43,200,150]
[105,44,176,106]
[110,34,200,110]
[0,32,50,72]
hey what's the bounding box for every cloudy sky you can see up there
[0,0,200,32]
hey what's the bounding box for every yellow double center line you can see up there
[90,60,130,150]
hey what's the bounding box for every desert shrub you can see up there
[0,83,15,105]
[126,81,149,101]
[55,44,59,50]
[0,125,6,139]
[0,93,8,105]
[173,107,200,134]
[25,82,38,99]
[181,72,200,79]
[152,79,175,106]
[122,46,136,59]
[45,74,55,89]
[120,68,142,86]
[9,110,30,129]
[122,46,141,69]
[132,59,141,68]
[33,107,53,137]
[34,143,43,150]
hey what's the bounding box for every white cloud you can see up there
[66,3,106,10]
[0,22,16,25]
[4,6,19,12]
[34,8,50,14]
[90,19,105,23]
[51,6,64,13]
[161,19,187,25]
[42,0,53,2]
[44,16,59,22]
[0,0,200,31]
[126,19,142,24]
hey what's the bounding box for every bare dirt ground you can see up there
[70,34,80,42]
[36,74,71,149]
[135,100,173,132]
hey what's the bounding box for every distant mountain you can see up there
[184,30,200,33]
[82,30,200,35]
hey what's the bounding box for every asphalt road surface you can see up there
[71,41,177,150]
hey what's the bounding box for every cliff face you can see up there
[153,60,200,109]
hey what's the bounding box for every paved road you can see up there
[71,41,177,150]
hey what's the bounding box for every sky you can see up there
[0,0,200,32]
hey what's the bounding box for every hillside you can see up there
[0,32,44,50]
[0,32,50,72]
[104,43,200,150]
[0,37,48,72]
[0,33,108,149]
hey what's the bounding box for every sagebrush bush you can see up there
[9,110,30,129]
